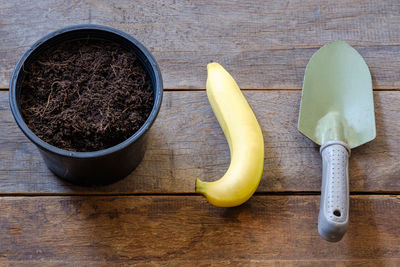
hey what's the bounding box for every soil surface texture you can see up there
[20,39,154,152]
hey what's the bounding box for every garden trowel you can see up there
[298,41,375,242]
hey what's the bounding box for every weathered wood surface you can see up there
[4,258,400,267]
[3,261,400,267]
[0,195,399,265]
[1,90,399,194]
[1,0,400,89]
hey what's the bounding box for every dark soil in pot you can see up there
[20,39,154,152]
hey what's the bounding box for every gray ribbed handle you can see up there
[318,141,350,242]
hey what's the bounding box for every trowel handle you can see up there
[318,141,350,242]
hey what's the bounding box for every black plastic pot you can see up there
[9,24,163,186]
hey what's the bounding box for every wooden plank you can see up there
[0,195,399,265]
[1,0,400,89]
[3,260,400,267]
[1,90,399,194]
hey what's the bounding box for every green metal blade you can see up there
[298,41,376,149]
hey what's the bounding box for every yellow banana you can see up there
[195,62,264,207]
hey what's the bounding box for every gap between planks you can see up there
[163,88,400,92]
[2,88,400,91]
[0,192,398,197]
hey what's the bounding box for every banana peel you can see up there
[195,62,264,207]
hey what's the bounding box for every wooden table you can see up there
[1,0,399,265]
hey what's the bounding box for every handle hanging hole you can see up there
[333,209,341,217]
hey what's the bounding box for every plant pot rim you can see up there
[9,24,163,159]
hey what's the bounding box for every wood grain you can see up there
[1,90,399,194]
[0,195,399,265]
[1,0,400,89]
[3,260,400,267]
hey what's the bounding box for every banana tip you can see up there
[195,178,205,194]
[207,62,220,71]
